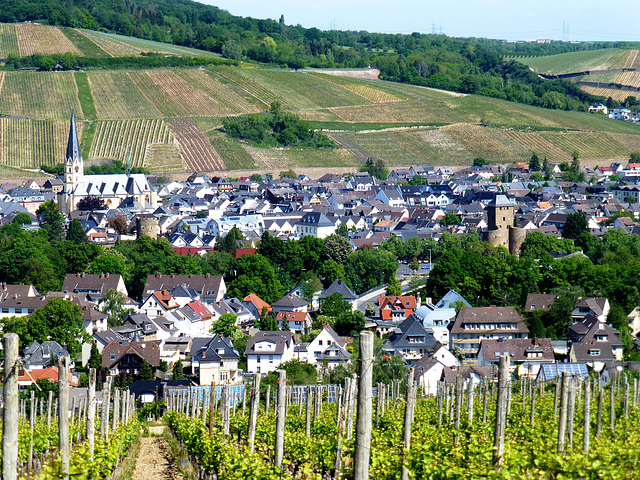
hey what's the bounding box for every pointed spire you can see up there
[66,111,81,162]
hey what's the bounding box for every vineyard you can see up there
[88,71,162,120]
[167,118,225,171]
[15,23,81,57]
[144,143,184,173]
[163,355,640,480]
[207,133,256,170]
[0,118,75,168]
[89,119,174,168]
[129,70,230,117]
[0,72,82,120]
[0,23,19,57]
[540,131,640,160]
[580,86,630,102]
[511,49,628,75]
[307,72,404,104]
[176,69,259,116]
[212,67,300,111]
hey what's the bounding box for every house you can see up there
[450,306,529,362]
[61,273,128,301]
[318,279,358,311]
[24,341,70,369]
[102,340,161,376]
[18,366,75,388]
[143,273,226,304]
[272,294,308,313]
[115,313,173,342]
[588,103,608,115]
[413,346,460,395]
[382,316,440,363]
[412,301,455,346]
[139,290,180,318]
[627,307,640,338]
[378,295,417,321]
[304,324,350,368]
[168,300,215,335]
[524,293,557,312]
[242,294,272,322]
[477,337,554,378]
[571,297,610,322]
[189,335,242,386]
[129,379,193,404]
[245,331,295,374]
[435,290,471,309]
[275,310,312,333]
[568,314,624,369]
[295,212,336,239]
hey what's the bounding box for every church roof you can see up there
[66,112,81,163]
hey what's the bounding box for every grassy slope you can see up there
[515,49,628,74]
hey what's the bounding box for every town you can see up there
[3,113,639,397]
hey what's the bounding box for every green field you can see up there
[0,23,19,57]
[1,59,640,172]
[514,49,628,74]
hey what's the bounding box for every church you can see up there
[57,113,158,214]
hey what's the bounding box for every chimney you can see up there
[205,273,210,278]
[156,272,161,278]
[533,337,539,346]
[170,274,174,278]
[2,283,6,291]
[106,273,109,278]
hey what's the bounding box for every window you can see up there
[588,349,600,356]
[110,354,116,361]
[257,355,261,362]
[318,340,323,346]
[1,308,8,313]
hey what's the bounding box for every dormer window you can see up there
[589,349,600,356]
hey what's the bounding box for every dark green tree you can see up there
[219,226,244,253]
[385,277,402,296]
[67,219,88,243]
[529,152,541,172]
[440,213,462,226]
[563,212,589,240]
[319,293,352,317]
[473,157,488,167]
[37,200,64,244]
[172,358,185,380]
[12,212,32,225]
[323,234,352,264]
[139,360,154,380]
[333,310,365,336]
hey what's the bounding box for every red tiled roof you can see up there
[243,293,272,312]
[235,248,257,258]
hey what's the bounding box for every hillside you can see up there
[515,49,640,75]
[2,56,640,173]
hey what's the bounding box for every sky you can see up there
[199,0,640,42]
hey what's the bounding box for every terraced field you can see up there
[145,143,184,173]
[0,118,75,168]
[15,23,81,56]
[88,71,161,119]
[0,72,82,120]
[580,86,630,102]
[129,70,230,117]
[0,24,19,57]
[540,131,640,160]
[207,133,256,170]
[176,69,258,116]
[89,119,174,168]
[307,72,403,103]
[167,118,224,171]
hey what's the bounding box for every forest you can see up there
[0,0,629,111]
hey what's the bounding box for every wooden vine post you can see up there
[274,370,287,468]
[583,376,590,453]
[58,356,70,480]
[557,372,570,453]
[354,331,374,480]
[87,368,96,457]
[248,373,261,453]
[3,333,19,480]
[493,355,509,467]
[209,383,216,436]
[401,367,416,480]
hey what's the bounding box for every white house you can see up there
[304,324,350,367]
[245,331,295,374]
[295,212,336,239]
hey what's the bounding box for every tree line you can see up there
[0,0,619,111]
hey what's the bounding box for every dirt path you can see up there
[132,435,183,480]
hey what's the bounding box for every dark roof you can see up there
[319,279,357,301]
[451,307,529,335]
[479,338,554,363]
[524,293,557,312]
[61,273,124,297]
[143,274,223,297]
[191,335,239,362]
[102,340,161,368]
[296,211,334,227]
[272,294,308,309]
[385,316,439,350]
[245,331,294,356]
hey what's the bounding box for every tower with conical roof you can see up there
[64,112,83,194]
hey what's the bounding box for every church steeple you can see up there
[64,112,83,193]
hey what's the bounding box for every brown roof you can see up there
[451,306,529,335]
[61,273,123,297]
[479,338,554,363]
[102,340,160,368]
[143,273,223,298]
[524,293,557,312]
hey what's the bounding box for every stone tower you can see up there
[485,194,525,256]
[64,112,83,194]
